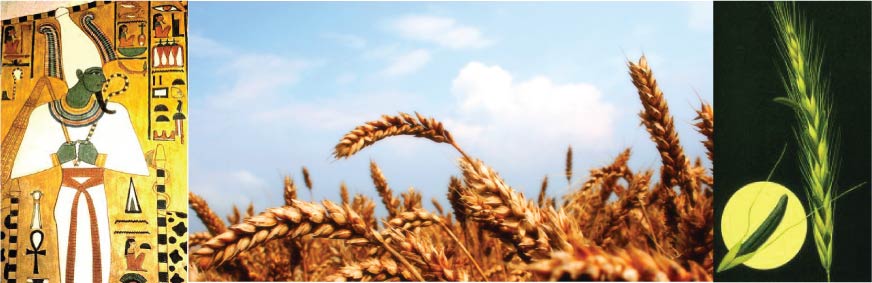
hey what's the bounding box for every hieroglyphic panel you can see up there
[1,2,188,283]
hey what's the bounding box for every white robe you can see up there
[10,102,147,283]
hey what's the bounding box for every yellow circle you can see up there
[721,181,807,269]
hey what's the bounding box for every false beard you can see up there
[95,90,116,114]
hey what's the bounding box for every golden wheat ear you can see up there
[458,157,572,262]
[694,102,714,163]
[189,191,228,235]
[565,145,573,184]
[333,112,468,159]
[283,175,297,205]
[628,56,691,194]
[528,243,712,281]
[370,160,400,218]
[193,200,373,269]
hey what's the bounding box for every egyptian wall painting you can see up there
[1,2,188,283]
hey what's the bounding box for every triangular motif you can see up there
[125,177,142,213]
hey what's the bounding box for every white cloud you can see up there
[229,170,268,188]
[321,32,367,49]
[189,169,270,225]
[448,62,617,156]
[688,2,712,32]
[249,91,421,131]
[336,73,357,84]
[390,15,492,49]
[210,52,313,108]
[188,32,233,57]
[363,44,400,60]
[381,49,431,77]
[251,103,366,130]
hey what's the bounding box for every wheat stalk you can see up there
[694,102,714,163]
[302,166,313,192]
[387,228,469,281]
[332,256,408,281]
[352,194,378,229]
[370,160,400,218]
[402,187,423,212]
[283,175,297,205]
[192,197,481,272]
[227,205,241,225]
[340,181,350,205]
[447,176,468,224]
[458,157,569,262]
[246,202,255,218]
[193,200,373,268]
[190,231,213,247]
[628,56,692,197]
[565,145,573,184]
[528,244,711,281]
[191,54,715,281]
[601,171,651,247]
[333,112,468,159]
[772,3,837,280]
[538,175,549,207]
[563,148,632,220]
[189,191,228,235]
[431,198,445,216]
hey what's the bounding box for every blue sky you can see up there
[188,2,713,232]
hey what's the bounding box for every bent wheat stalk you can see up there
[772,2,838,280]
[333,112,469,159]
[193,200,372,268]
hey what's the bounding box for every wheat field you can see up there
[187,56,714,282]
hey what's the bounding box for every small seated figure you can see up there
[118,24,136,47]
[153,14,171,38]
[4,26,21,55]
[124,237,147,272]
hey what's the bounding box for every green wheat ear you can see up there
[772,2,838,281]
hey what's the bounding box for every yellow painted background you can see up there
[1,1,188,282]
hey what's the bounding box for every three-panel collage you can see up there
[0,1,868,282]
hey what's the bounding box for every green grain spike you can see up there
[717,194,789,273]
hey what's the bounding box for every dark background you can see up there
[714,2,871,282]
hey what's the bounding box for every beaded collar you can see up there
[48,96,104,127]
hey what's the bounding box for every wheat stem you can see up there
[773,3,837,279]
[371,228,426,281]
[435,220,488,281]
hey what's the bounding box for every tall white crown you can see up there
[55,7,102,88]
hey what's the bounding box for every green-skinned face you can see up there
[78,67,106,93]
